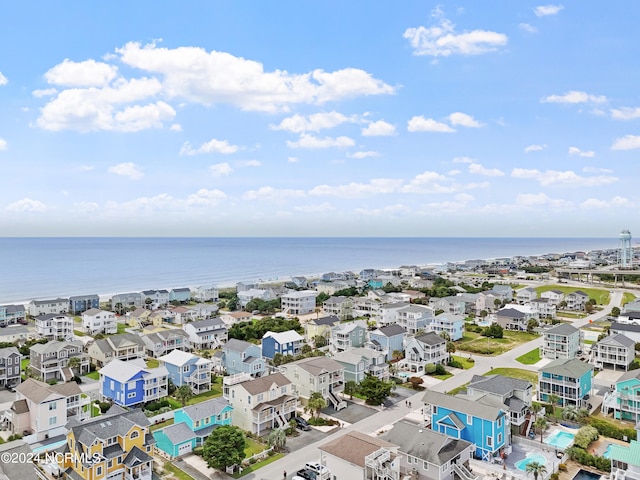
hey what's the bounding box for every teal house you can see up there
[538,358,593,407]
[602,370,640,421]
[153,397,232,458]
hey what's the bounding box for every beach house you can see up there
[590,333,635,371]
[0,347,21,387]
[159,350,212,393]
[403,332,448,372]
[396,304,434,334]
[183,317,228,350]
[333,347,389,383]
[142,289,170,308]
[330,321,367,353]
[87,333,146,367]
[541,323,581,360]
[280,289,317,316]
[279,356,346,410]
[27,298,68,317]
[368,325,406,361]
[99,358,169,407]
[153,397,233,459]
[427,313,465,341]
[110,292,145,311]
[323,296,354,321]
[68,294,99,315]
[261,330,305,358]
[34,313,74,341]
[193,285,219,302]
[305,315,340,345]
[82,308,117,335]
[608,440,640,480]
[170,287,192,303]
[30,340,89,382]
[221,338,266,377]
[602,370,640,422]
[538,358,594,407]
[142,328,191,358]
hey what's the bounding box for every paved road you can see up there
[240,287,626,480]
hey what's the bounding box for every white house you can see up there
[27,298,68,317]
[82,308,117,335]
[34,314,74,341]
[280,290,317,316]
[541,323,581,360]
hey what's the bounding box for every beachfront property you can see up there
[538,358,594,407]
[141,328,191,358]
[27,298,68,316]
[0,325,30,344]
[192,285,219,302]
[55,406,154,480]
[602,370,640,422]
[159,349,212,393]
[7,378,90,441]
[381,420,477,480]
[422,389,510,462]
[329,320,367,353]
[34,313,74,341]
[87,333,146,367]
[427,313,465,341]
[467,374,533,435]
[590,333,636,371]
[68,294,99,315]
[142,289,170,308]
[305,315,340,344]
[110,291,145,311]
[169,287,192,303]
[319,431,400,480]
[222,372,297,435]
[261,330,305,358]
[183,317,228,350]
[0,347,21,387]
[323,296,354,321]
[278,356,346,410]
[608,440,640,480]
[280,289,317,316]
[237,288,274,309]
[81,307,117,335]
[0,304,27,326]
[221,338,267,377]
[153,397,233,459]
[333,347,389,383]
[541,323,581,360]
[368,325,407,362]
[403,332,448,372]
[30,340,89,382]
[99,358,169,406]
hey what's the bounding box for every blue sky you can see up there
[1,1,639,237]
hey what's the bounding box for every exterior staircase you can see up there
[454,463,479,480]
[328,390,347,411]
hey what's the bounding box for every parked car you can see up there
[296,469,317,480]
[304,462,330,477]
[293,416,311,431]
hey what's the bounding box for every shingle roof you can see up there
[72,408,149,447]
[596,333,635,348]
[181,397,231,422]
[319,431,396,467]
[545,323,579,335]
[284,356,343,376]
[237,372,291,395]
[189,318,225,329]
[377,325,407,336]
[415,332,446,346]
[159,422,196,445]
[224,338,255,353]
[309,316,340,326]
[497,308,526,319]
[422,390,507,421]
[611,322,640,333]
[540,358,594,377]
[31,340,82,355]
[469,374,531,395]
[15,378,66,404]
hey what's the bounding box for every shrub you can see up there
[145,399,171,412]
[558,464,567,472]
[550,473,560,480]
[566,447,610,472]
[425,363,436,374]
[409,376,424,390]
[482,323,504,339]
[574,426,599,449]
[586,417,637,441]
[434,364,447,375]
[448,359,463,369]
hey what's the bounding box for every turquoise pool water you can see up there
[515,454,548,471]
[32,440,67,454]
[603,444,612,459]
[544,430,575,449]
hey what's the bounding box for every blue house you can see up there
[368,325,406,361]
[154,397,232,458]
[423,389,509,462]
[428,313,465,341]
[222,339,266,377]
[159,349,213,393]
[261,330,304,358]
[68,294,99,315]
[99,358,169,407]
[538,358,593,407]
[169,288,191,303]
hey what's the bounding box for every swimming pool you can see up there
[515,454,548,471]
[32,440,67,454]
[572,469,602,480]
[544,429,575,449]
[603,444,612,459]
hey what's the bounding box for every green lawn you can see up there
[484,367,538,386]
[74,316,82,323]
[447,383,469,396]
[232,453,284,478]
[434,373,454,380]
[21,358,29,370]
[74,329,86,337]
[557,312,587,319]
[245,437,267,457]
[456,330,538,356]
[516,348,541,365]
[451,355,475,369]
[146,358,160,368]
[534,285,610,305]
[116,323,127,334]
[150,418,174,431]
[584,339,595,345]
[163,462,196,480]
[91,403,101,417]
[622,292,637,307]
[85,371,100,380]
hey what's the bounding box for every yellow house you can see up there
[58,406,153,480]
[304,315,340,344]
[127,308,151,327]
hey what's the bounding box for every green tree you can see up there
[494,298,502,309]
[272,353,284,367]
[301,344,312,355]
[479,310,488,318]
[574,425,599,449]
[314,335,327,348]
[439,331,451,341]
[446,341,456,354]
[409,376,424,390]
[585,303,594,314]
[358,374,393,406]
[113,302,124,315]
[392,350,404,361]
[547,393,560,418]
[344,380,358,399]
[175,385,193,407]
[534,416,548,443]
[267,428,287,452]
[305,392,327,419]
[526,461,547,480]
[527,319,540,333]
[202,425,246,470]
[611,306,621,317]
[562,404,589,423]
[316,292,330,306]
[559,300,567,309]
[482,323,504,339]
[67,356,82,375]
[530,402,542,418]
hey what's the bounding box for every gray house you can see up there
[0,347,21,387]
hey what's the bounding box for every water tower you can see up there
[618,229,633,268]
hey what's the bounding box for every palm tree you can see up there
[547,393,560,420]
[175,385,193,407]
[67,356,82,376]
[305,392,327,419]
[267,428,286,452]
[530,402,542,419]
[526,461,547,480]
[344,381,358,400]
[533,417,548,443]
[392,350,404,362]
[561,404,579,422]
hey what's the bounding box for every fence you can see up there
[148,409,176,426]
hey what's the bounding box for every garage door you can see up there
[178,442,193,456]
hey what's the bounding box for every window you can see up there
[498,433,503,444]
[49,417,57,425]
[423,461,429,470]
[130,431,139,439]
[487,436,493,447]
[49,402,57,411]
[128,393,136,398]
[432,405,438,415]
[96,466,102,476]
[108,460,113,468]
[407,456,413,464]
[248,396,252,404]
[497,416,502,427]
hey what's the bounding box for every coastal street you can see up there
[237,287,624,480]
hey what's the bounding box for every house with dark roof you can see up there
[153,397,232,459]
[87,333,146,367]
[183,317,228,350]
[27,297,68,317]
[403,332,448,372]
[0,440,37,478]
[538,358,594,407]
[611,322,640,344]
[368,325,406,361]
[305,315,340,344]
[279,356,346,410]
[0,304,27,326]
[221,338,266,377]
[333,347,389,382]
[141,328,190,358]
[590,333,635,371]
[495,307,531,331]
[169,287,192,303]
[58,406,154,480]
[542,323,581,360]
[30,340,89,382]
[68,294,99,315]
[142,289,170,308]
[0,347,21,388]
[566,290,590,311]
[381,420,477,480]
[222,372,297,435]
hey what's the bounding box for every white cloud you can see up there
[354,204,410,216]
[419,193,475,214]
[45,59,119,87]
[185,189,227,206]
[407,116,455,133]
[511,168,617,186]
[287,156,299,163]
[448,112,484,128]
[404,14,507,57]
[116,41,395,112]
[519,23,538,33]
[0,72,7,86]
[180,138,240,156]
[611,135,640,151]
[568,146,595,157]
[0,138,6,151]
[348,151,379,159]
[271,112,351,133]
[580,196,633,209]
[108,162,143,180]
[169,123,182,131]
[468,163,504,177]
[452,156,474,163]
[5,198,48,213]
[243,186,306,201]
[105,194,177,213]
[112,102,176,132]
[541,90,607,104]
[611,107,640,120]
[287,133,355,149]
[32,88,58,98]
[516,193,572,209]
[524,144,546,153]
[401,170,455,193]
[73,201,100,213]
[210,162,233,177]
[362,120,396,136]
[583,166,613,174]
[237,160,261,168]
[293,203,335,213]
[309,178,402,198]
[534,5,564,17]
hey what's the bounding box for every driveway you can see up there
[286,427,333,453]
[320,401,377,424]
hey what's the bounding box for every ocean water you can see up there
[0,237,616,303]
